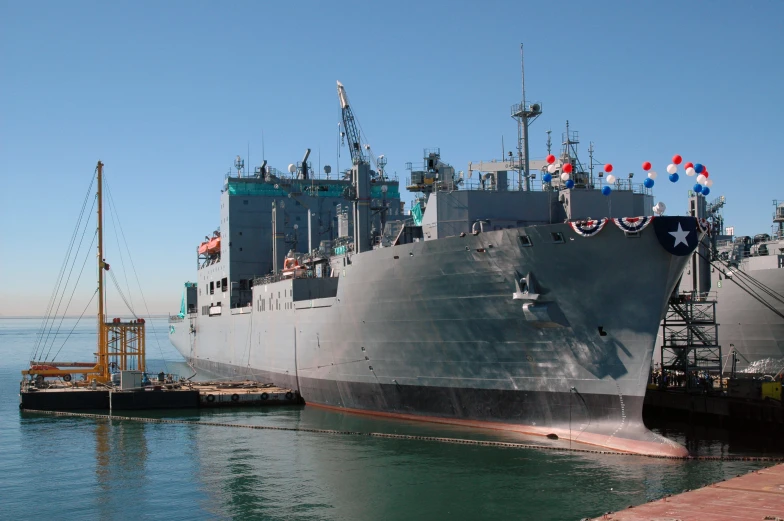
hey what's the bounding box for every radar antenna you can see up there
[511,44,542,191]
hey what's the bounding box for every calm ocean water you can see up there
[1,317,778,520]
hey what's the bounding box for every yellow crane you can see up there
[23,161,145,385]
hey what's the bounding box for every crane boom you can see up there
[337,81,367,165]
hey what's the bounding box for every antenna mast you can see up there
[511,44,541,191]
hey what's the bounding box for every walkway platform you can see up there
[592,463,784,520]
[20,380,301,411]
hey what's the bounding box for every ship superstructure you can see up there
[169,67,704,456]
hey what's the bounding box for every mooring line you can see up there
[21,409,784,463]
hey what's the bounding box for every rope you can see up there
[696,250,784,322]
[109,269,138,319]
[32,172,96,361]
[20,409,784,462]
[40,227,98,362]
[103,174,168,373]
[33,183,96,361]
[47,289,99,362]
[105,179,136,314]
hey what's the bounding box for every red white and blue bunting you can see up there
[569,218,608,237]
[612,216,654,233]
[697,218,711,234]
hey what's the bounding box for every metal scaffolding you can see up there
[103,320,146,377]
[660,293,722,390]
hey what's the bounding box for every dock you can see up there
[591,463,784,520]
[20,379,301,411]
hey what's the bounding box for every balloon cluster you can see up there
[544,154,576,188]
[666,154,713,196]
[543,152,715,198]
[602,164,614,195]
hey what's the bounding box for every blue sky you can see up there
[1,1,782,316]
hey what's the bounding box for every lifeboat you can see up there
[282,257,307,278]
[198,241,209,255]
[206,236,221,255]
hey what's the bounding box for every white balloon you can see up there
[560,172,570,181]
[696,174,706,184]
[606,174,616,184]
[666,164,677,174]
[686,167,696,176]
[547,164,557,174]
[706,179,714,188]
[648,171,658,180]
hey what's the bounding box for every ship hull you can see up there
[170,217,699,456]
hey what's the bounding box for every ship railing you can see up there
[671,290,718,303]
[414,176,652,195]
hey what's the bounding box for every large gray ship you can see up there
[680,199,784,370]
[169,79,704,456]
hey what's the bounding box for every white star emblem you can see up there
[669,223,690,248]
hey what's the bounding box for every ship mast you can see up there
[511,44,541,191]
[96,160,108,381]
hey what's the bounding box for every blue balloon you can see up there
[693,183,703,193]
[694,163,704,174]
[601,186,612,196]
[669,173,679,183]
[702,187,710,196]
[543,173,552,183]
[643,178,654,188]
[565,179,575,189]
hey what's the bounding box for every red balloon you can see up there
[672,154,682,165]
[684,162,694,170]
[642,161,652,171]
[604,164,613,173]
[563,163,573,173]
[546,154,556,164]
[703,170,709,178]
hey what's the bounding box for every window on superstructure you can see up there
[519,235,532,247]
[551,232,565,244]
[222,277,228,291]
[210,281,214,294]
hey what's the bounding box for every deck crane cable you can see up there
[31,172,95,361]
[105,177,136,315]
[37,196,97,362]
[109,269,138,319]
[700,239,784,306]
[695,249,784,322]
[104,175,169,373]
[704,238,784,304]
[40,229,97,362]
[48,289,99,363]
[719,259,784,305]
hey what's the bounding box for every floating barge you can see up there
[591,462,784,520]
[20,375,301,411]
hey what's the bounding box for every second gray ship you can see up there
[169,75,704,456]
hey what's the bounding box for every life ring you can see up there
[285,391,294,401]
[206,394,216,403]
[231,393,240,402]
[63,374,72,383]
[260,392,269,401]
